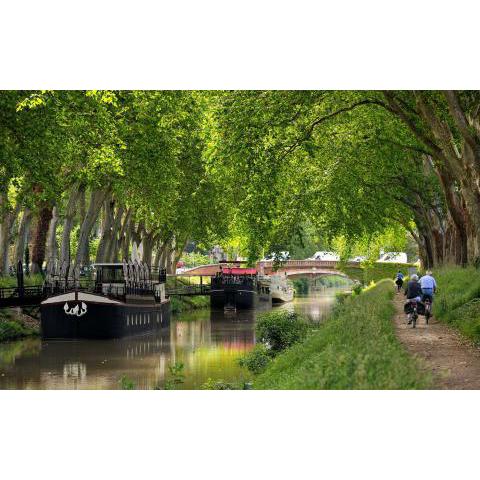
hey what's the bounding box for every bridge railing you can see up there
[259,260,343,268]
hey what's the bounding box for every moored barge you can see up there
[41,261,170,339]
[210,266,269,310]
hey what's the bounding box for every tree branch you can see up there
[382,91,443,156]
[377,137,433,156]
[279,98,390,162]
[444,90,478,151]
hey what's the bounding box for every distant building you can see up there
[210,245,226,263]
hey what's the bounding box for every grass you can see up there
[432,266,480,343]
[0,338,40,367]
[170,295,210,315]
[0,309,39,342]
[0,274,44,288]
[167,276,211,315]
[341,262,414,284]
[253,280,431,389]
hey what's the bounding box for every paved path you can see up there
[392,293,480,389]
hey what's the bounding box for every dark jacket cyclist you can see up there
[404,274,422,301]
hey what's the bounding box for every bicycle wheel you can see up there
[412,312,417,328]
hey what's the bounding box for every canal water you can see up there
[0,288,344,390]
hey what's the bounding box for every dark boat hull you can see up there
[41,293,170,339]
[210,288,256,310]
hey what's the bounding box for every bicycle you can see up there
[423,297,432,325]
[408,300,419,328]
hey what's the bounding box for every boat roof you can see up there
[221,267,257,275]
[219,260,248,264]
[42,292,122,305]
[93,263,124,267]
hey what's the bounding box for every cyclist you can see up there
[404,274,422,325]
[420,270,437,304]
[394,270,404,291]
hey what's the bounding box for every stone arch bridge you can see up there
[179,260,359,279]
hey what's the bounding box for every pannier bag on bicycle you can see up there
[404,301,426,316]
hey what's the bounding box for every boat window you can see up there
[97,266,124,283]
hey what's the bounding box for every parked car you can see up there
[377,252,408,263]
[349,255,366,263]
[262,251,290,262]
[310,251,340,261]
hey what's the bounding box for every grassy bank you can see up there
[341,262,414,284]
[0,309,40,342]
[433,266,480,343]
[254,280,431,389]
[0,274,44,288]
[167,276,211,315]
[170,295,210,315]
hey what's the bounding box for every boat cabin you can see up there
[93,262,166,302]
[212,267,257,286]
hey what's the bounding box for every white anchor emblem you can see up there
[64,302,87,317]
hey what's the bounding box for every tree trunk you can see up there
[120,215,132,262]
[131,241,140,262]
[31,205,53,274]
[60,184,81,265]
[14,208,33,266]
[45,206,59,264]
[435,167,469,266]
[75,189,109,266]
[140,232,156,266]
[0,190,21,275]
[112,208,130,262]
[106,205,125,262]
[0,220,11,275]
[155,239,169,269]
[165,237,177,274]
[95,198,115,263]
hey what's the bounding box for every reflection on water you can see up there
[279,288,341,323]
[0,287,345,389]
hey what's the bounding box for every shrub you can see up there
[200,378,252,390]
[238,344,272,374]
[335,291,351,304]
[352,284,363,295]
[256,310,309,354]
[200,378,247,390]
[119,375,136,390]
[164,362,185,389]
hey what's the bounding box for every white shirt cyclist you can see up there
[420,275,436,290]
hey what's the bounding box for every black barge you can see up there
[210,266,270,310]
[40,261,170,339]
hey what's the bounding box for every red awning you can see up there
[224,267,257,275]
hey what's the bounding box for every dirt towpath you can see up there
[392,293,480,389]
